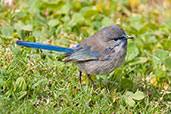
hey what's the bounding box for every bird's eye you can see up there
[113,37,119,41]
[114,39,118,41]
[113,35,124,41]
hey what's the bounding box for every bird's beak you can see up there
[125,35,134,39]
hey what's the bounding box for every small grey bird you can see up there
[16,25,133,90]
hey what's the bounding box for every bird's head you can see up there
[102,25,133,41]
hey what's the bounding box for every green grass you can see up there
[0,0,171,113]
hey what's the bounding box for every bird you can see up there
[16,25,133,90]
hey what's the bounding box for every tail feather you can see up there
[16,41,74,54]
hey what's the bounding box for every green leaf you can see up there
[80,7,92,14]
[132,91,145,100]
[72,13,85,24]
[16,77,27,91]
[96,75,108,80]
[126,91,134,96]
[17,91,27,100]
[42,1,64,10]
[126,96,135,107]
[48,19,60,27]
[164,57,171,71]
[32,79,47,88]
[17,30,25,40]
[14,23,25,30]
[154,49,169,61]
[126,42,139,61]
[14,11,26,18]
[11,47,20,55]
[57,4,71,14]
[22,24,33,31]
[161,39,171,50]
[102,17,111,27]
[57,37,69,46]
[1,27,13,38]
[83,9,98,18]
[128,57,148,66]
[120,79,133,89]
[72,0,81,9]
[0,79,5,87]
[0,38,2,44]
[33,30,42,38]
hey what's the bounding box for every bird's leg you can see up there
[87,74,98,90]
[79,71,82,84]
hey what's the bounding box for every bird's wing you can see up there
[64,45,99,62]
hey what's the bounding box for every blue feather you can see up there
[16,41,74,54]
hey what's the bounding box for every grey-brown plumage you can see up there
[77,39,127,75]
[16,25,133,90]
[66,25,131,75]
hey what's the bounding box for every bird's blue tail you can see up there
[16,41,74,54]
